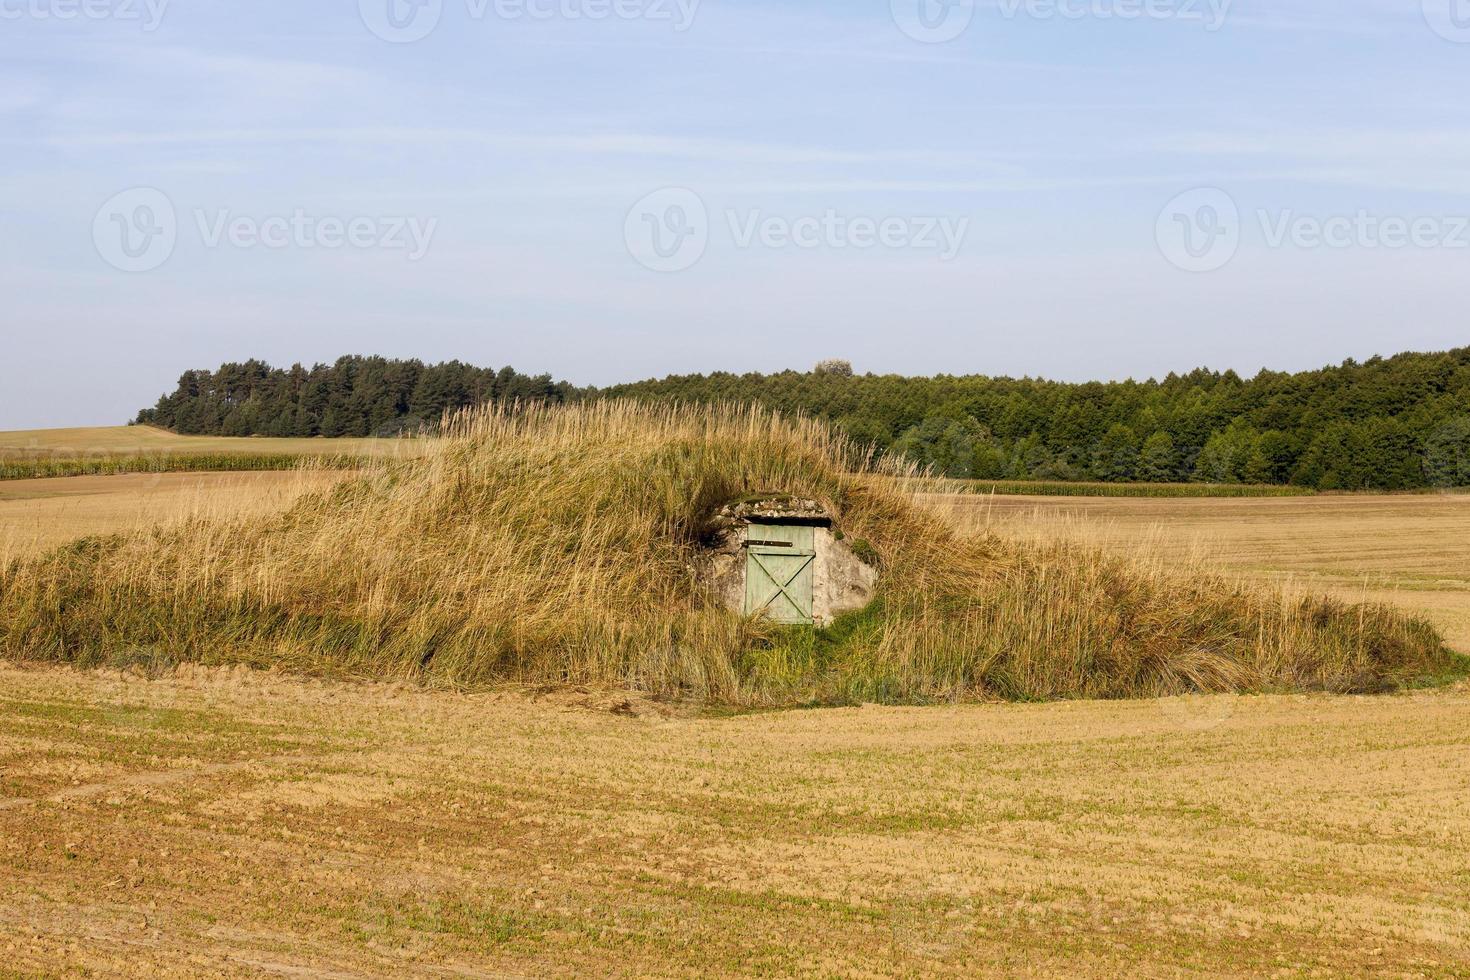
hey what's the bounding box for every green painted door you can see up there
[745,524,816,625]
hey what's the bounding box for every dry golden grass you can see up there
[0,402,1446,703]
[927,491,1470,652]
[1,662,1467,977]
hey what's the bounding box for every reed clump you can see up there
[0,401,1449,704]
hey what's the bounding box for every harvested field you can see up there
[0,663,1467,977]
[0,471,350,563]
[929,491,1470,653]
[0,426,423,482]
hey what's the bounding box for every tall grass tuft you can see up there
[0,401,1448,704]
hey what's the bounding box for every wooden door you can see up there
[745,524,816,625]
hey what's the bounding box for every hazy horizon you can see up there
[5,0,1470,429]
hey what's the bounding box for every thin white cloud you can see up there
[5,126,1057,168]
[1147,128,1470,158]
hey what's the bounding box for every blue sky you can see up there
[3,0,1469,427]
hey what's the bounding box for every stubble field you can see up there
[0,471,350,564]
[1,664,1467,976]
[2,463,1470,975]
[2,664,1470,975]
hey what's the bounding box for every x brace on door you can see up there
[750,551,815,618]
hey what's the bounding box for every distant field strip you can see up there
[0,425,425,481]
[0,451,369,482]
[0,471,351,562]
[0,425,408,455]
[959,479,1316,498]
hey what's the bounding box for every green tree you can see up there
[1193,422,1260,484]
[1424,417,1470,488]
[1091,424,1139,482]
[1137,431,1178,483]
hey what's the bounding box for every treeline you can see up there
[138,348,1470,490]
[604,351,1470,491]
[136,357,576,437]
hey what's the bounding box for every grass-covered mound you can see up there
[0,402,1450,704]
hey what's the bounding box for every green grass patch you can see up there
[346,894,549,948]
[1402,652,1470,690]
